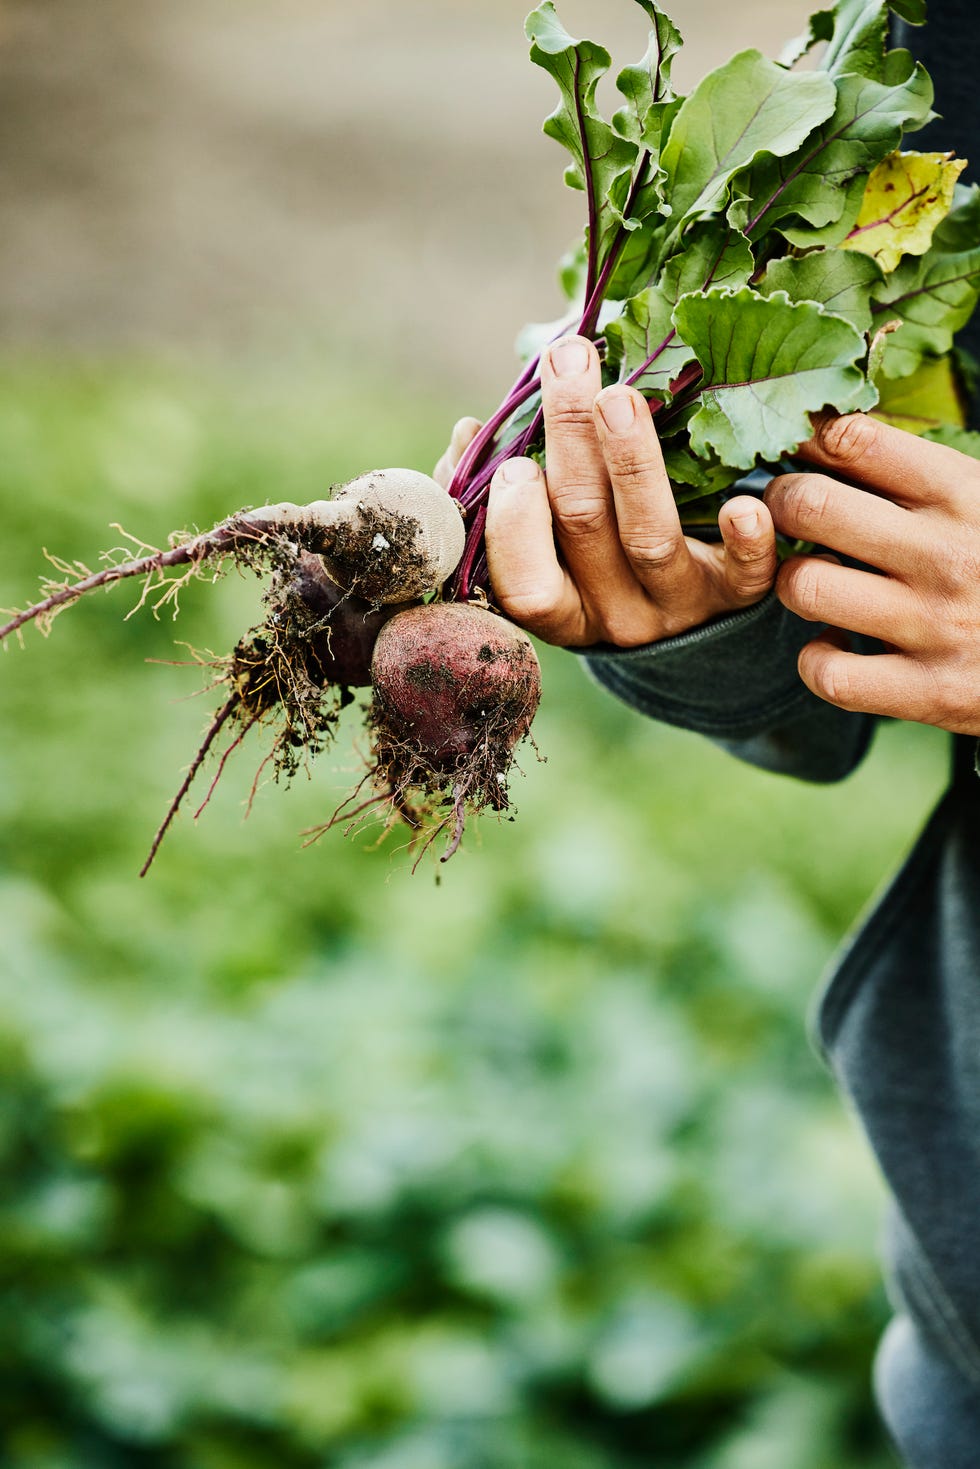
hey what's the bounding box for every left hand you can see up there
[767,412,980,735]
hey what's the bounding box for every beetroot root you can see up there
[364,602,541,859]
[280,551,406,691]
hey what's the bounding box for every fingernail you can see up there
[731,509,760,535]
[497,457,539,485]
[596,389,636,435]
[549,339,591,377]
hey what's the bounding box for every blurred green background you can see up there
[0,1,951,1465]
[0,363,945,1468]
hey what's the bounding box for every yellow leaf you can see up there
[871,353,967,435]
[841,150,966,274]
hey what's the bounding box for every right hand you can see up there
[441,336,778,648]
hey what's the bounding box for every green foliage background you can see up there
[0,361,944,1468]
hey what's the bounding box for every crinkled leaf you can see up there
[842,150,966,273]
[661,221,754,302]
[657,52,837,229]
[871,353,967,433]
[613,2,683,147]
[922,424,980,458]
[760,249,883,331]
[872,187,980,377]
[605,290,696,398]
[603,99,685,299]
[526,4,641,282]
[732,55,933,246]
[673,287,877,469]
[605,222,753,392]
[785,0,927,81]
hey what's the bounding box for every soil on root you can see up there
[319,499,428,605]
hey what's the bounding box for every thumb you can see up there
[718,496,778,606]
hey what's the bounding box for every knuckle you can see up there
[814,412,879,469]
[731,536,774,570]
[546,402,596,434]
[929,652,973,722]
[936,543,980,597]
[802,647,854,707]
[606,448,662,485]
[782,474,833,536]
[552,494,609,540]
[730,567,774,604]
[621,533,684,576]
[599,610,647,647]
[779,560,824,620]
[495,585,561,638]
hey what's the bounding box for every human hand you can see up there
[434,415,483,492]
[481,337,777,648]
[767,413,980,735]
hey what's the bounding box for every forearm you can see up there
[582,591,875,782]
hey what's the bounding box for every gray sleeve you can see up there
[581,590,876,783]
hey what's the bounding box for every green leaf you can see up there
[872,188,980,377]
[605,290,696,398]
[613,2,683,146]
[842,150,966,273]
[660,221,755,302]
[871,354,967,434]
[785,0,927,81]
[731,56,933,246]
[673,287,878,469]
[936,183,980,250]
[661,441,741,500]
[759,250,883,332]
[658,52,836,230]
[922,424,980,458]
[526,4,640,282]
[605,222,753,391]
[557,238,588,301]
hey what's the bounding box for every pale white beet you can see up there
[307,469,466,603]
[240,471,465,603]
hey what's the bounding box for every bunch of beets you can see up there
[4,0,980,870]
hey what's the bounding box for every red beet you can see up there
[284,551,403,688]
[371,602,541,765]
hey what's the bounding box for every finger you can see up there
[716,496,778,605]
[798,637,957,725]
[433,416,483,489]
[764,472,934,579]
[540,337,638,601]
[777,555,925,645]
[796,412,980,514]
[486,456,586,645]
[592,385,697,606]
[451,415,483,463]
